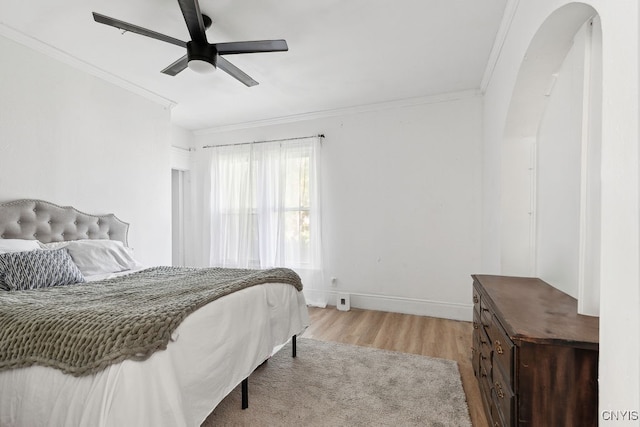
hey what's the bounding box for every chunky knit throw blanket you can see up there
[0,266,302,376]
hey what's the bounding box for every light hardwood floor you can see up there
[301,306,489,427]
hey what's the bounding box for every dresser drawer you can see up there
[473,302,488,369]
[485,314,514,382]
[479,352,492,386]
[492,360,515,426]
[479,298,492,328]
[479,354,494,423]
[473,284,481,312]
[472,330,480,377]
[478,367,496,427]
[473,309,482,336]
[491,389,512,427]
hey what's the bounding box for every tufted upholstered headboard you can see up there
[0,200,129,246]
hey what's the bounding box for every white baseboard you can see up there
[303,289,473,322]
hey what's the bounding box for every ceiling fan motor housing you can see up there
[187,41,217,68]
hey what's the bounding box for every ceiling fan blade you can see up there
[177,0,208,45]
[161,55,189,76]
[217,56,258,87]
[93,12,186,48]
[215,40,289,55]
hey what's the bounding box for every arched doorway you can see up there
[500,3,601,315]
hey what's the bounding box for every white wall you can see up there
[189,94,483,321]
[170,125,195,152]
[483,0,639,421]
[0,34,173,266]
[535,23,586,298]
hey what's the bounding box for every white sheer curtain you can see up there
[209,137,326,306]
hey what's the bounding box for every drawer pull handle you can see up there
[473,321,479,330]
[495,381,505,399]
[494,340,504,354]
[473,295,479,304]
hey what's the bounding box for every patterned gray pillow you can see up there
[0,249,86,291]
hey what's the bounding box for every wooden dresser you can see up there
[471,275,599,426]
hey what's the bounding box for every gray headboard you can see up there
[0,200,129,245]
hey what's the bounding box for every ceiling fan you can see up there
[92,0,288,87]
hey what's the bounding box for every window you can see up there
[209,138,322,274]
[283,151,311,266]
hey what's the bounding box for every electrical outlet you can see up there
[336,293,350,311]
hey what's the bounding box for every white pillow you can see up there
[0,239,41,254]
[37,241,69,250]
[43,239,142,276]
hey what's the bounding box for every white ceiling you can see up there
[2,0,507,131]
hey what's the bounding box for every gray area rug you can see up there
[203,338,471,426]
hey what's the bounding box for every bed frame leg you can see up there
[241,378,248,409]
[242,336,296,410]
[292,334,297,358]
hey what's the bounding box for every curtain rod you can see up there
[203,134,325,149]
[171,145,195,152]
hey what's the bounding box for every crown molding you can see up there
[480,0,521,93]
[195,89,481,135]
[0,23,176,109]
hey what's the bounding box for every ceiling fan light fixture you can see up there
[188,59,216,73]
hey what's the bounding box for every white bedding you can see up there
[0,277,309,426]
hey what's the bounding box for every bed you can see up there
[0,199,310,427]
